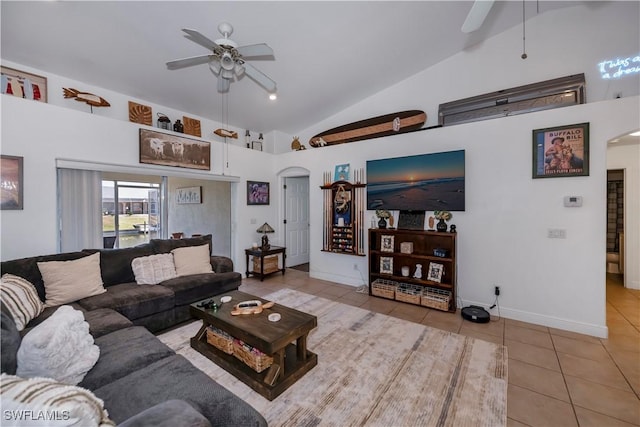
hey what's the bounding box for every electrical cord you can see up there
[489,296,501,322]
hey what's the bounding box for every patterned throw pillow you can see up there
[0,373,114,427]
[171,244,214,276]
[131,253,177,285]
[0,274,44,331]
[37,252,106,308]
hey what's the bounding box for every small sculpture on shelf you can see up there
[413,264,423,279]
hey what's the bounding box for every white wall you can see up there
[607,142,640,289]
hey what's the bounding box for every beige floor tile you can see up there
[506,418,530,427]
[505,318,549,333]
[565,376,640,425]
[602,332,640,353]
[507,384,577,427]
[388,303,428,324]
[549,327,602,344]
[458,317,504,338]
[557,352,632,392]
[335,290,370,307]
[359,297,399,315]
[458,327,503,345]
[505,324,554,349]
[508,359,570,402]
[574,406,639,427]
[505,339,561,372]
[551,335,612,362]
[422,319,462,334]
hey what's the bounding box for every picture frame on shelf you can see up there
[334,164,350,182]
[139,129,210,170]
[380,257,393,275]
[427,262,444,283]
[398,210,426,230]
[247,181,269,205]
[0,155,23,210]
[532,122,589,179]
[251,140,263,151]
[1,66,47,103]
[176,186,202,204]
[380,235,394,252]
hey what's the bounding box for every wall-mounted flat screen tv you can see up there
[366,150,465,211]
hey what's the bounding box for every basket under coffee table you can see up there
[190,290,318,400]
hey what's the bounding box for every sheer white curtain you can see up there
[57,168,102,252]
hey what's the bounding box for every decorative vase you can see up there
[436,219,447,232]
[378,218,387,229]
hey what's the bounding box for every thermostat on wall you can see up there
[564,196,583,207]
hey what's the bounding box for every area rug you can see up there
[158,289,507,427]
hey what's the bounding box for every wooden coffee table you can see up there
[190,290,317,400]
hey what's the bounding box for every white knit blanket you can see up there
[17,305,100,385]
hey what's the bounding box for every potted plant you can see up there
[375,209,391,229]
[433,210,452,232]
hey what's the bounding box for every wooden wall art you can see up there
[183,116,202,137]
[129,101,152,125]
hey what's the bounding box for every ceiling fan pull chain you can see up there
[521,0,528,60]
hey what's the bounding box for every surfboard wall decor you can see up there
[309,110,426,147]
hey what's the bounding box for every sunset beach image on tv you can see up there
[366,150,465,211]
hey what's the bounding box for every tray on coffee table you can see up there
[190,290,317,400]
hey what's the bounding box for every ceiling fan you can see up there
[166,22,276,94]
[461,0,495,33]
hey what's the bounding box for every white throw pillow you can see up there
[0,374,114,427]
[0,274,44,331]
[171,244,214,276]
[131,253,177,285]
[17,305,100,385]
[37,252,106,307]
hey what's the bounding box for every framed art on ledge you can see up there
[139,129,210,170]
[533,122,589,178]
[1,66,47,103]
[1,155,24,210]
[176,186,202,204]
[247,181,269,205]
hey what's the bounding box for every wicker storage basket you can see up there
[395,283,422,304]
[206,326,234,354]
[253,255,279,274]
[232,340,273,373]
[371,279,397,300]
[420,287,451,311]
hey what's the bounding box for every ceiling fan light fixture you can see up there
[221,69,234,79]
[234,63,245,76]
[269,93,277,101]
[208,61,221,75]
[220,52,235,71]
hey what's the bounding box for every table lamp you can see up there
[256,222,274,250]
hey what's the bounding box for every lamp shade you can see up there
[256,222,274,234]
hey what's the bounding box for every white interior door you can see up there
[285,176,310,267]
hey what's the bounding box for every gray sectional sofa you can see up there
[0,235,267,427]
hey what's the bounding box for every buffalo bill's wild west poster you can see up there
[533,123,589,178]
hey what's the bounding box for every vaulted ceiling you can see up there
[2,1,578,135]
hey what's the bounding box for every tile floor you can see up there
[240,269,640,427]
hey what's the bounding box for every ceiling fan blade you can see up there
[461,0,495,33]
[243,62,276,92]
[181,28,221,51]
[217,76,230,93]
[236,43,274,58]
[166,54,214,70]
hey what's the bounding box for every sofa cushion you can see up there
[1,373,113,427]
[37,252,106,307]
[1,251,94,302]
[1,303,21,375]
[77,283,174,320]
[150,234,212,255]
[80,326,174,390]
[93,355,267,426]
[131,253,177,285]
[17,305,99,385]
[88,243,155,286]
[0,273,44,330]
[171,245,214,276]
[83,308,133,338]
[117,400,212,427]
[161,272,241,306]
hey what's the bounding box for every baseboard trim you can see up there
[462,299,608,339]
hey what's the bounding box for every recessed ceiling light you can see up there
[269,93,277,101]
[629,131,640,136]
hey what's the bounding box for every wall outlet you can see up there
[547,228,567,239]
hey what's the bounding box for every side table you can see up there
[245,246,286,281]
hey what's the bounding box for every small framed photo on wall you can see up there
[532,122,589,178]
[1,155,23,210]
[247,181,269,205]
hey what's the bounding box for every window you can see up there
[102,180,162,249]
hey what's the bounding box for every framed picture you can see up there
[533,122,589,178]
[139,129,210,170]
[398,210,426,230]
[1,155,24,210]
[380,235,394,252]
[176,186,202,204]
[427,262,444,283]
[380,256,393,274]
[247,181,269,205]
[334,164,350,181]
[1,66,47,103]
